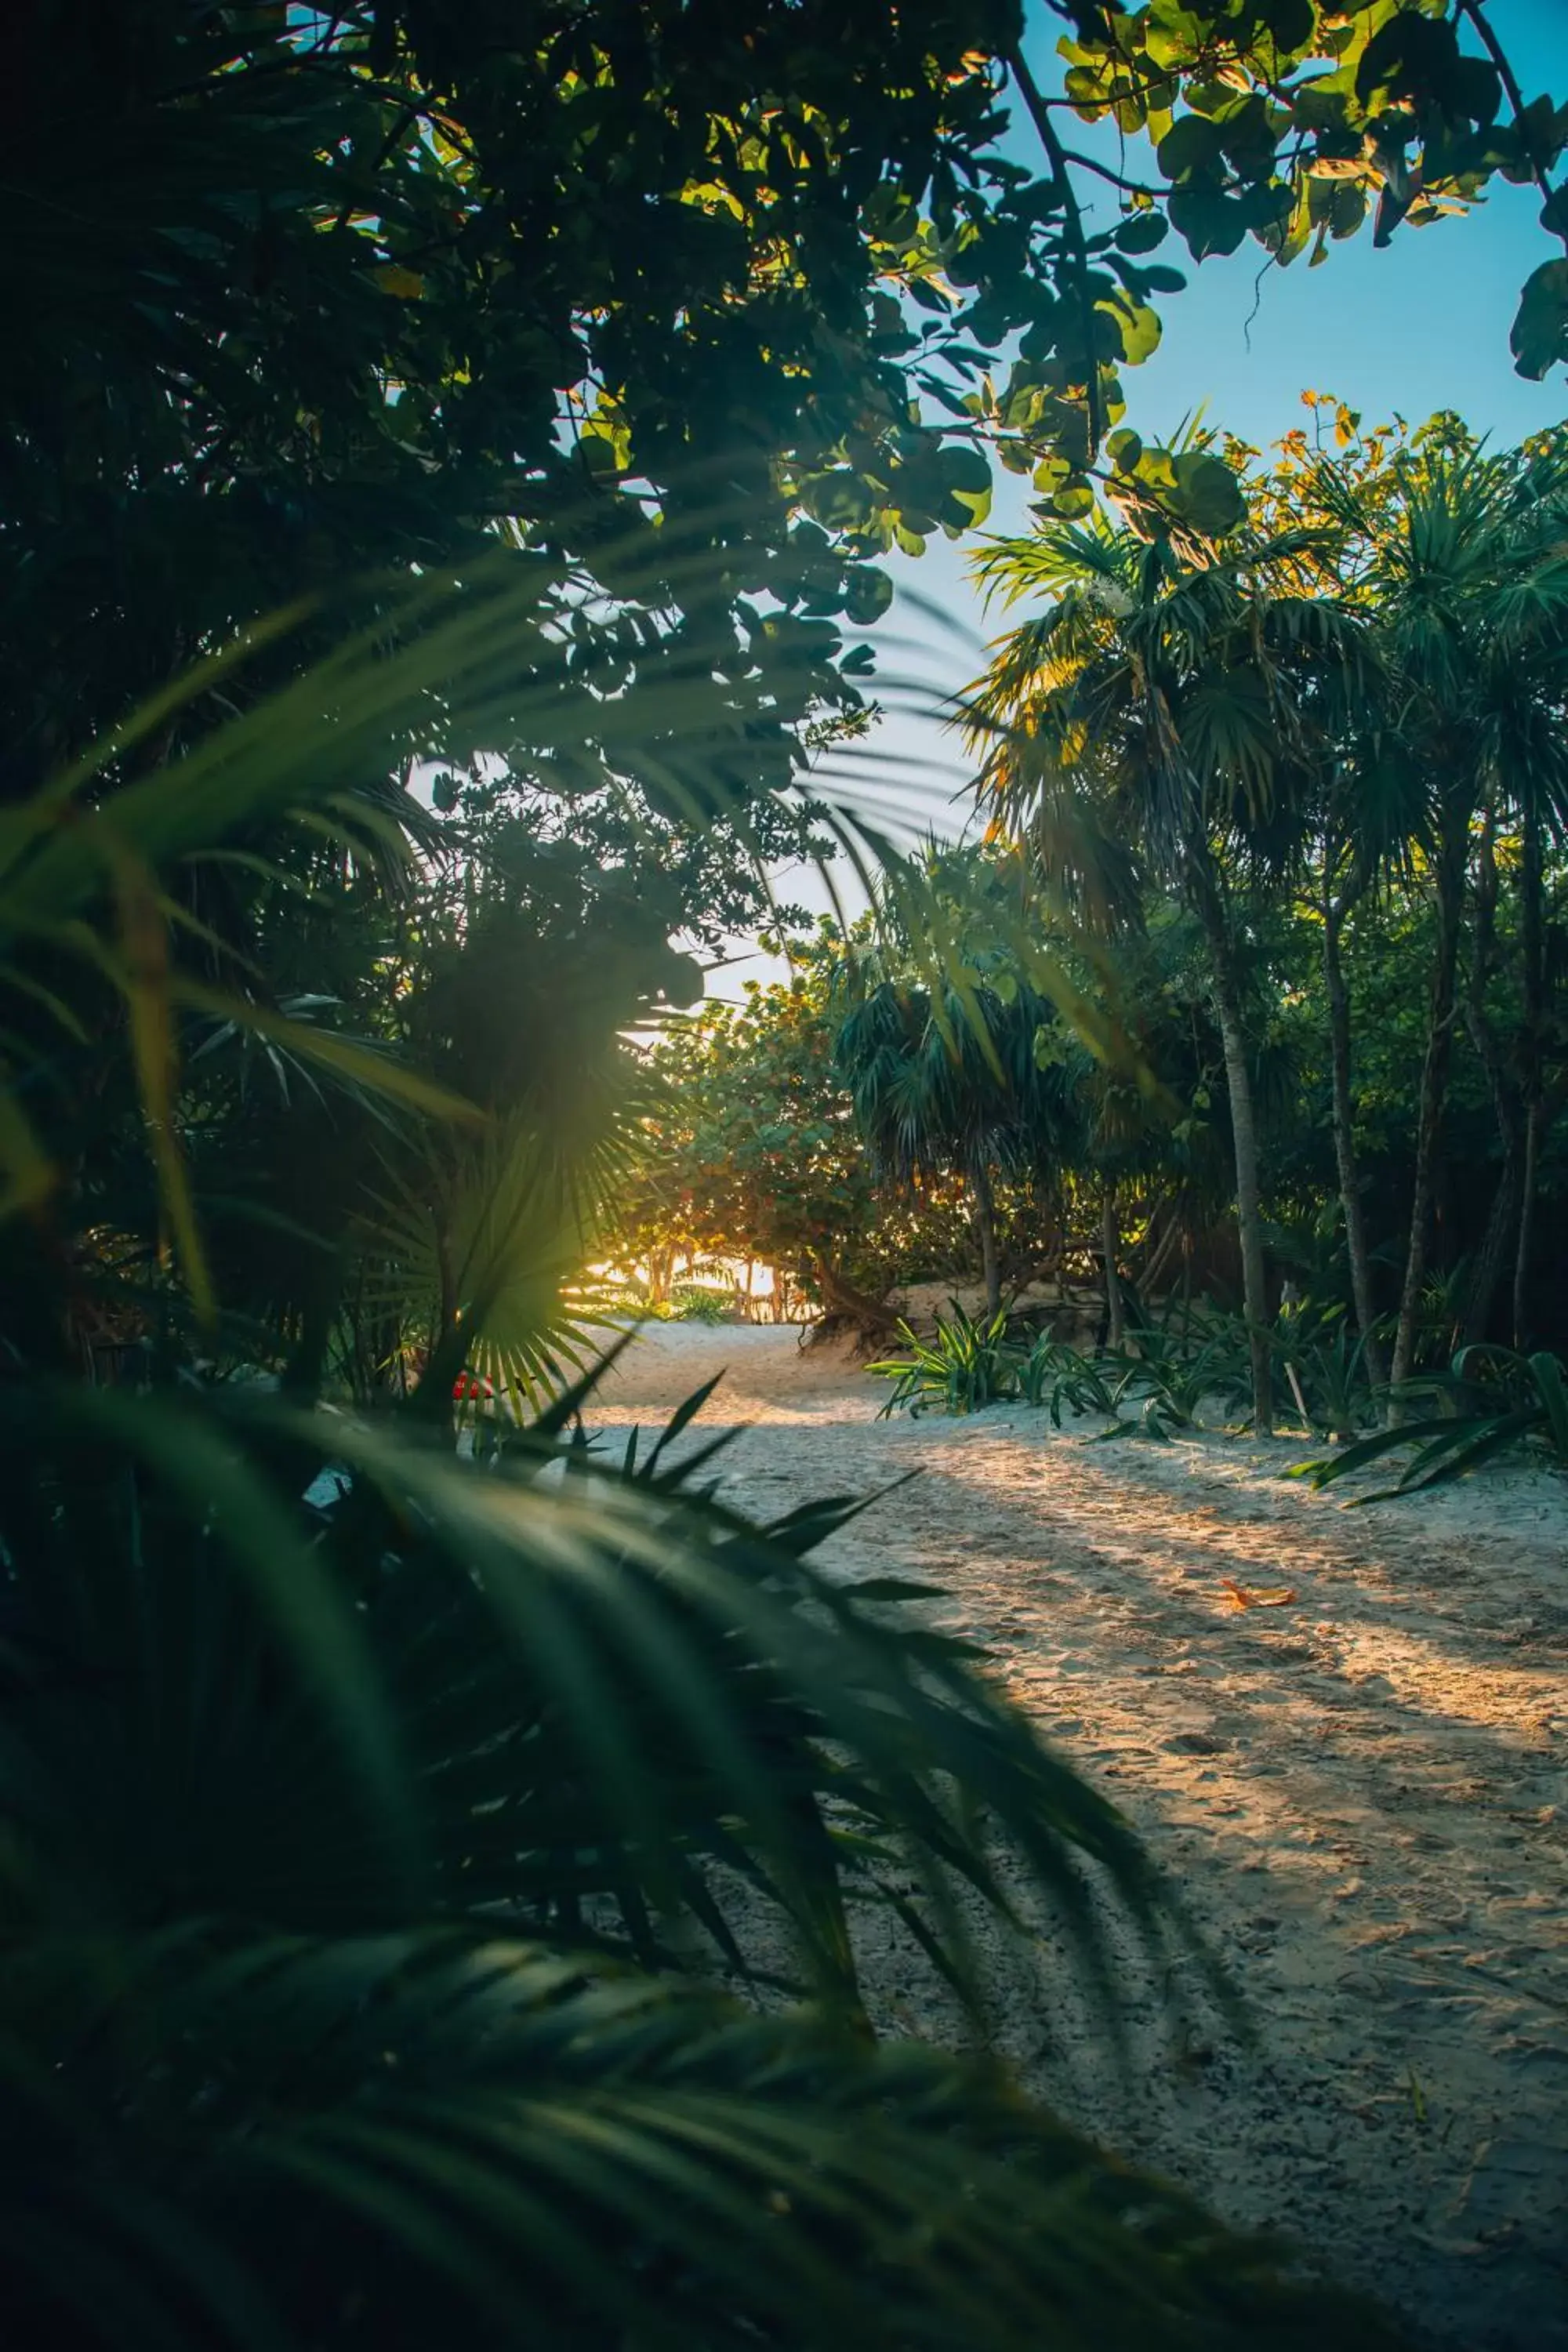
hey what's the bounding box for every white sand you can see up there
[588,1321,1568,2351]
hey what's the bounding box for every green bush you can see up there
[1294,1344,1568,1501]
[868,1302,1021,1415]
[670,1283,738,1323]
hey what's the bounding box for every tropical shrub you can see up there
[668,1283,738,1323]
[923,1293,1385,1444]
[1294,1345,1568,1501]
[2,1314,1427,2350]
[1269,1299,1383,1439]
[868,1302,1021,1416]
[1015,1330,1212,1442]
[871,1300,1233,1435]
[1016,1336,1130,1421]
[609,927,1017,1327]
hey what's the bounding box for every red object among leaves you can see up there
[452,1372,494,1402]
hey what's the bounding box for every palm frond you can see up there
[2,1926,1402,2352]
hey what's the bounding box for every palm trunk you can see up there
[1460,815,1519,1348]
[1514,799,1544,1352]
[1322,866,1386,1394]
[645,1245,675,1308]
[1465,1163,1521,1348]
[1515,1108,1542,1351]
[1142,1202,1182,1299]
[1190,854,1272,1431]
[1389,810,1468,1401]
[971,1160,1002,1317]
[1101,1179,1125,1350]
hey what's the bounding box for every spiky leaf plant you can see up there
[1294,1344,1568,1501]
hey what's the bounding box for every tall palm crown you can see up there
[833,971,1083,1312]
[966,515,1361,912]
[1319,435,1568,847]
[834,975,1079,1188]
[964,503,1366,1428]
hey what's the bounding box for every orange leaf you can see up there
[1220,1577,1298,1612]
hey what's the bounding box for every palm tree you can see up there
[967,506,1363,1430]
[1312,434,1568,1385]
[833,967,1081,1316]
[1305,720,1421,1396]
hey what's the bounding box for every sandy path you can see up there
[588,1323,1568,2351]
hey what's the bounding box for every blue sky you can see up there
[717,1,1568,990]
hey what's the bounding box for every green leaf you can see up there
[1167,186,1250,260]
[936,443,993,496]
[1099,293,1161,366]
[1048,477,1097,519]
[1253,0,1314,47]
[1527,1352,1568,1457]
[1156,114,1226,182]
[1114,210,1169,255]
[1169,451,1246,537]
[63,1387,416,1873]
[842,564,894,625]
[1511,259,1568,379]
[371,263,426,299]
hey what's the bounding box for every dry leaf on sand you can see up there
[1220,1577,1298,1610]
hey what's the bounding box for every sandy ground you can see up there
[586,1321,1568,2351]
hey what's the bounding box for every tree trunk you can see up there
[1322,870,1387,1394]
[808,1255,900,1336]
[1191,857,1272,1432]
[1460,815,1519,1348]
[645,1245,675,1308]
[1101,1179,1125,1350]
[1515,1105,1543,1352]
[1389,811,1468,1401]
[1142,1210,1182,1301]
[1514,800,1544,1352]
[1465,1162,1521,1348]
[969,1160,1002,1316]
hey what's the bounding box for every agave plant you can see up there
[868,1301,1022,1416]
[1269,1299,1381,1441]
[1294,1343,1568,1502]
[1016,1306,1221,1439]
[1017,1334,1135,1425]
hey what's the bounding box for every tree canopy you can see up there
[3,7,1567,2348]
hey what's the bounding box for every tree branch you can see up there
[1058,148,1167,203]
[1006,49,1105,452]
[1454,0,1566,247]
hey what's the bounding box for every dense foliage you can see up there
[606,928,921,1324]
[5,1,1566,2342]
[970,404,1568,1427]
[622,410,1568,1453]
